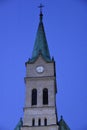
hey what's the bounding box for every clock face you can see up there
[36,66,44,73]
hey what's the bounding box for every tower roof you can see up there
[59,116,70,130]
[14,118,23,130]
[31,9,51,62]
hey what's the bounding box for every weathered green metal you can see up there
[59,116,70,130]
[31,12,51,62]
[14,118,23,130]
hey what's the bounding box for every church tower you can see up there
[21,7,59,130]
[14,5,70,130]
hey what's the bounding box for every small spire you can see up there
[61,115,63,120]
[20,117,22,121]
[38,4,44,22]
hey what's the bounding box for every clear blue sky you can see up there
[0,0,87,130]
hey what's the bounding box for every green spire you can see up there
[59,116,70,130]
[14,118,23,130]
[31,6,51,62]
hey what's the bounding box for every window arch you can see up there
[44,118,47,126]
[38,118,41,126]
[43,88,48,105]
[32,118,35,126]
[32,89,37,105]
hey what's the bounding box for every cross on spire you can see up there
[38,4,44,22]
[38,4,44,13]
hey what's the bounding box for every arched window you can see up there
[32,118,35,126]
[43,88,48,105]
[32,89,37,105]
[38,119,41,126]
[44,118,47,126]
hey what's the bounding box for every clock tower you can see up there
[14,5,70,130]
[21,8,59,130]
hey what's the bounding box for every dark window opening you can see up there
[32,89,37,105]
[44,118,47,126]
[32,118,35,126]
[43,88,48,105]
[38,119,41,126]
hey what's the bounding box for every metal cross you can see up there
[38,4,44,13]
